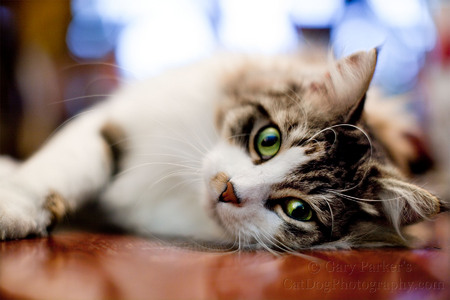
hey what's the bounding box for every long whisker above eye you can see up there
[303,126,337,147]
[285,86,309,130]
[306,123,374,193]
[328,124,374,193]
[326,189,404,203]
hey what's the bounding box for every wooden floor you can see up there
[1,221,449,300]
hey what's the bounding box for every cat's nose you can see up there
[219,181,241,206]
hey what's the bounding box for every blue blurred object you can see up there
[66,13,118,60]
[67,0,438,93]
[216,0,299,53]
[290,0,345,27]
[331,0,436,94]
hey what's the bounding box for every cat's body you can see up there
[0,50,446,249]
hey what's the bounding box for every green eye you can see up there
[284,199,313,221]
[255,126,281,159]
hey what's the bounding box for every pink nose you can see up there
[219,181,241,206]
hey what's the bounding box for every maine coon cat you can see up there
[0,49,446,250]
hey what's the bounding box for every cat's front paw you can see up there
[0,187,54,240]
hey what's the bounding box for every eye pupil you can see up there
[285,199,312,221]
[261,135,278,147]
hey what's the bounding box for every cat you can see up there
[0,49,447,250]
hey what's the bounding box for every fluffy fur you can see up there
[0,49,446,251]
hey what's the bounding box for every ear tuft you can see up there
[378,177,442,231]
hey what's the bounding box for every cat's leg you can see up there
[0,109,120,240]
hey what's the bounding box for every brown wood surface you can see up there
[1,228,448,300]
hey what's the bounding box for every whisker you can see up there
[322,197,335,239]
[189,113,218,150]
[252,232,281,256]
[147,106,214,155]
[256,229,293,254]
[134,153,202,166]
[256,227,315,257]
[181,233,240,254]
[238,230,242,252]
[42,109,99,143]
[61,61,140,80]
[113,134,209,158]
[305,123,374,194]
[285,86,309,130]
[326,189,404,202]
[116,162,200,180]
[48,94,112,105]
[255,226,328,261]
[141,169,200,189]
[326,124,374,193]
[226,133,250,141]
[303,126,337,147]
[162,177,202,196]
[83,76,126,90]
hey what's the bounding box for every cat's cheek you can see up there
[199,171,224,216]
[199,185,220,220]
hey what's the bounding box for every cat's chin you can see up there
[212,202,279,246]
[201,195,249,244]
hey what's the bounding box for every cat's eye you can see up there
[283,199,313,221]
[255,126,281,160]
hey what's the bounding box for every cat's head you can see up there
[202,49,446,250]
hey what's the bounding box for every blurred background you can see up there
[0,0,449,177]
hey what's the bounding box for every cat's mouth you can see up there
[206,173,279,247]
[206,172,248,237]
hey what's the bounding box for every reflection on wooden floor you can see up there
[1,215,448,300]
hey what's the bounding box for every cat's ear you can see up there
[374,177,446,228]
[332,48,378,123]
[307,48,378,123]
